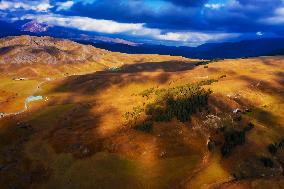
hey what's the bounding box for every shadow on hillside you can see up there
[54,71,171,95]
[259,57,284,68]
[238,74,284,102]
[117,61,196,73]
[46,102,108,157]
[1,93,147,187]
[275,71,284,87]
[51,60,198,96]
[0,45,20,55]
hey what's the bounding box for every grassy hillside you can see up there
[0,36,283,189]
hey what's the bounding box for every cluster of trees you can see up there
[134,121,153,133]
[207,139,215,152]
[268,144,278,155]
[145,83,211,122]
[195,61,210,66]
[260,157,274,168]
[267,138,284,155]
[138,78,219,100]
[197,79,219,86]
[221,122,255,157]
[125,80,219,133]
[221,130,246,157]
[243,122,254,132]
[262,138,284,171]
[194,58,224,67]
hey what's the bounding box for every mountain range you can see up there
[1,20,284,59]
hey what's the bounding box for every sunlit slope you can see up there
[0,35,196,113]
[0,35,194,78]
[0,37,283,189]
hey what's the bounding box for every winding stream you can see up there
[0,95,43,117]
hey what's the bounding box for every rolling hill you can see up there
[0,36,283,189]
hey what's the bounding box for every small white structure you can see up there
[233,108,242,114]
[13,78,28,81]
[46,77,53,81]
[0,113,5,118]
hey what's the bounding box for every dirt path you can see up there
[0,72,92,119]
[181,151,233,189]
[179,152,212,188]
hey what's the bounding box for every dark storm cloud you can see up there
[62,0,283,33]
[65,0,204,30]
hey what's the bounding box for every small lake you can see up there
[26,96,43,103]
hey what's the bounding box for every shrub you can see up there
[124,106,144,125]
[134,121,153,133]
[243,122,254,132]
[267,144,278,155]
[220,75,227,79]
[210,58,224,62]
[139,87,155,98]
[195,61,210,66]
[234,116,242,122]
[278,139,284,148]
[260,157,274,168]
[207,140,215,151]
[198,79,218,86]
[221,130,246,157]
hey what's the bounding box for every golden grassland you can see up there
[0,55,283,189]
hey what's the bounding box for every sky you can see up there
[0,0,284,46]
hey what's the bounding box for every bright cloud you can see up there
[157,32,238,43]
[204,3,225,9]
[0,0,53,12]
[261,7,284,24]
[56,1,74,11]
[18,13,238,45]
[21,14,144,34]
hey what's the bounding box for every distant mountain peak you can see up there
[21,20,49,33]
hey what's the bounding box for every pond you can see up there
[26,96,43,103]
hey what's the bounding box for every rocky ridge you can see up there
[0,35,108,64]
